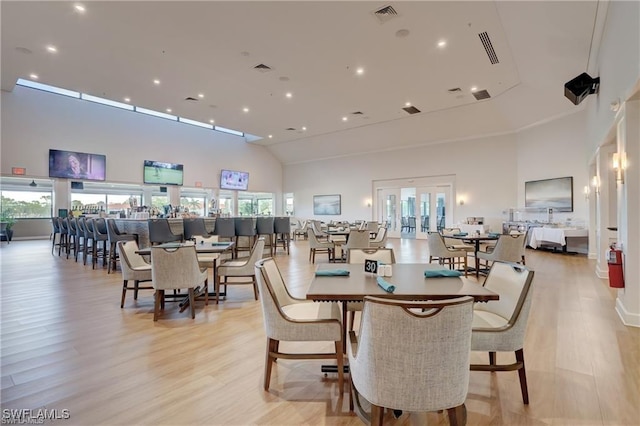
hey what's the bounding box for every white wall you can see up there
[1,86,283,195]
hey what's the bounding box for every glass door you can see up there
[416,186,453,239]
[377,188,401,238]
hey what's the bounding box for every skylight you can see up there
[135,107,178,121]
[179,117,214,129]
[17,78,80,98]
[214,126,244,137]
[81,93,134,110]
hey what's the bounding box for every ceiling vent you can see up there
[184,97,198,101]
[351,111,364,115]
[372,5,399,24]
[478,32,499,64]
[472,89,491,100]
[447,87,462,93]
[285,127,296,131]
[402,106,421,115]
[253,63,273,72]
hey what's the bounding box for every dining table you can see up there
[307,263,499,354]
[447,233,500,276]
[137,241,235,307]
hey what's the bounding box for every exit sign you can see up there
[12,167,26,175]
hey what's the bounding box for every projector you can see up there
[564,72,600,105]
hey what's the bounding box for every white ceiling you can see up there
[1,1,599,164]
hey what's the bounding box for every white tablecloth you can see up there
[458,224,487,234]
[529,227,588,249]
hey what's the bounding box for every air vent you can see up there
[447,87,462,93]
[472,89,491,100]
[402,106,421,114]
[351,111,364,115]
[285,127,296,131]
[184,97,198,101]
[478,32,499,64]
[372,5,399,24]
[253,63,273,72]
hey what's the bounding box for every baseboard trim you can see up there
[13,236,50,241]
[595,265,608,279]
[616,297,640,328]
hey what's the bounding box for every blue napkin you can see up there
[315,269,350,277]
[211,242,230,246]
[376,276,396,293]
[488,232,501,238]
[453,232,468,237]
[424,269,463,278]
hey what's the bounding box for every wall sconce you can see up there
[613,152,626,184]
[591,175,600,194]
[365,198,372,208]
[583,185,590,199]
[458,197,465,206]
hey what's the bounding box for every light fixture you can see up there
[123,97,131,103]
[29,73,39,80]
[301,126,307,131]
[342,116,348,122]
[471,86,478,92]
[209,119,215,124]
[405,102,411,107]
[74,4,86,12]
[153,79,160,85]
[166,108,172,113]
[198,93,204,98]
[583,185,590,200]
[268,134,273,139]
[285,92,292,98]
[356,67,364,75]
[591,175,600,194]
[437,40,447,48]
[458,197,465,206]
[46,45,57,53]
[613,152,626,184]
[29,180,37,187]
[243,107,249,113]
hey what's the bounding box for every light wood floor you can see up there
[1,238,638,425]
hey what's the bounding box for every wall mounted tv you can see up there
[49,149,106,181]
[220,169,249,191]
[525,176,573,212]
[143,160,184,186]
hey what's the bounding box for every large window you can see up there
[180,188,207,216]
[1,178,53,218]
[284,193,294,216]
[71,183,142,215]
[238,192,274,216]
[219,190,234,216]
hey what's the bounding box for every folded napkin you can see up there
[453,232,468,237]
[424,269,463,278]
[211,242,230,246]
[376,276,396,293]
[315,269,350,277]
[488,232,501,238]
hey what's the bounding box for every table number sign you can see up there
[364,259,378,274]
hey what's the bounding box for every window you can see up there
[0,178,53,219]
[71,193,107,214]
[71,182,143,215]
[151,195,169,211]
[107,194,141,214]
[238,192,274,216]
[180,195,206,216]
[284,193,294,216]
[218,190,234,216]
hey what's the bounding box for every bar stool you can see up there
[183,217,213,240]
[91,218,110,269]
[58,217,70,257]
[51,217,61,255]
[214,217,236,258]
[148,218,182,245]
[75,216,86,263]
[273,217,291,255]
[81,217,95,266]
[256,216,275,256]
[234,217,257,258]
[106,219,137,274]
[66,217,78,260]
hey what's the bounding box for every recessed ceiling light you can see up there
[356,67,364,75]
[268,135,273,139]
[285,92,292,98]
[243,107,249,113]
[29,73,39,80]
[166,108,172,113]
[198,93,204,98]
[471,86,478,92]
[342,116,348,122]
[124,97,131,103]
[395,29,410,38]
[302,126,307,131]
[209,119,215,124]
[437,40,447,48]
[153,79,160,85]
[74,4,86,12]
[405,102,411,107]
[46,45,57,53]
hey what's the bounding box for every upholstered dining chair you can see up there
[307,228,335,263]
[427,232,468,277]
[148,218,183,245]
[254,257,344,393]
[442,228,474,253]
[193,234,221,277]
[369,227,388,248]
[348,296,474,426]
[150,243,208,321]
[106,219,137,273]
[476,233,526,274]
[213,217,236,255]
[117,240,153,308]
[215,237,265,304]
[470,261,535,404]
[293,219,308,240]
[346,247,396,331]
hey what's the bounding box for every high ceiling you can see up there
[1,1,599,164]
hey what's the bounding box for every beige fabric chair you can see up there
[117,240,153,308]
[310,220,329,240]
[254,258,344,393]
[307,229,334,263]
[150,243,209,321]
[215,237,265,304]
[346,247,396,331]
[193,235,221,283]
[369,226,388,248]
[427,232,468,277]
[476,233,526,273]
[442,228,474,253]
[293,219,308,240]
[348,296,474,426]
[470,262,535,404]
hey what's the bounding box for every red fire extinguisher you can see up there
[607,245,624,288]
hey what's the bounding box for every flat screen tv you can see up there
[220,169,249,191]
[143,160,184,186]
[49,149,106,181]
[525,176,573,212]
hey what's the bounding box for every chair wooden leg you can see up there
[335,340,344,394]
[252,277,259,300]
[447,403,467,426]
[215,274,220,304]
[121,280,128,308]
[489,351,496,366]
[204,278,209,306]
[349,311,356,331]
[264,338,278,391]
[516,348,529,404]
[371,404,384,426]
[189,288,195,319]
[153,290,162,321]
